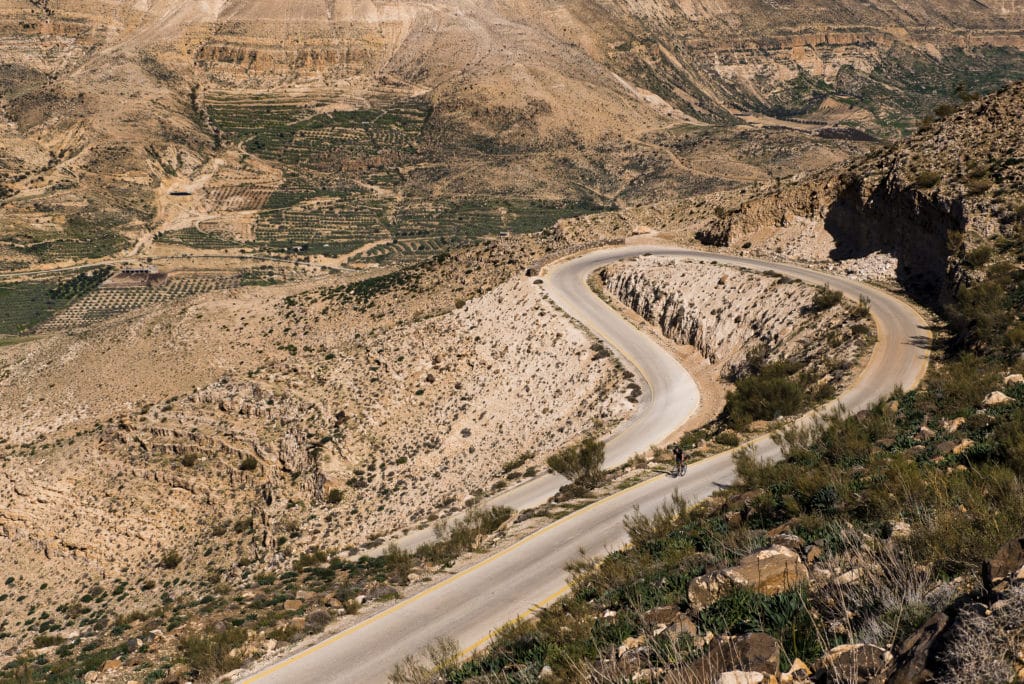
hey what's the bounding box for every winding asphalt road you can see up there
[240,245,931,684]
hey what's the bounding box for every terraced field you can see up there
[203,93,601,265]
[36,275,243,332]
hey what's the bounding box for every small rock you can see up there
[1004,374,1024,385]
[284,599,303,611]
[263,639,278,652]
[406,573,421,583]
[835,568,862,585]
[618,635,646,659]
[983,391,1013,406]
[642,605,681,626]
[785,657,812,682]
[718,672,765,684]
[632,668,665,682]
[917,425,936,440]
[816,643,892,682]
[771,533,805,551]
[952,439,975,455]
[805,545,822,564]
[689,546,809,613]
[296,590,316,600]
[83,673,100,684]
[602,608,618,619]
[102,658,122,672]
[354,594,366,605]
[538,664,556,680]
[940,416,965,433]
[326,597,343,609]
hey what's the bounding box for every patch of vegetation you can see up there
[438,238,1024,681]
[723,352,818,431]
[547,437,606,492]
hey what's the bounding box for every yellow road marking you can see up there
[459,585,571,657]
[242,475,659,682]
[243,248,931,682]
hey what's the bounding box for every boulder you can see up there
[1004,374,1024,385]
[689,546,809,613]
[668,633,781,683]
[814,643,891,682]
[983,391,1013,406]
[982,536,1024,592]
[283,599,303,611]
[717,672,766,684]
[888,612,950,684]
[295,590,316,600]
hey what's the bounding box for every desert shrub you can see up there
[177,625,247,679]
[964,244,994,269]
[239,456,258,471]
[941,584,1024,683]
[326,488,344,504]
[390,637,461,684]
[994,407,1024,472]
[416,507,513,565]
[698,587,823,663]
[32,634,64,648]
[160,550,182,570]
[966,176,994,195]
[547,437,605,488]
[304,609,332,634]
[724,362,806,430]
[180,454,197,468]
[915,170,942,188]
[810,286,844,311]
[715,431,741,446]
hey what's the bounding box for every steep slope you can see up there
[698,81,1024,308]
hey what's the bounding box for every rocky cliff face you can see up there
[699,82,1024,305]
[601,256,870,383]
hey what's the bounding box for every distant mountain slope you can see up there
[1,0,1022,269]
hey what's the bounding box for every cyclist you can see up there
[672,443,687,477]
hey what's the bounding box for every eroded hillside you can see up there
[2,0,1023,276]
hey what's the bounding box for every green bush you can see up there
[810,286,844,311]
[716,431,741,446]
[178,626,247,678]
[724,362,807,430]
[547,437,605,488]
[698,587,824,663]
[239,456,258,471]
[915,170,942,188]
